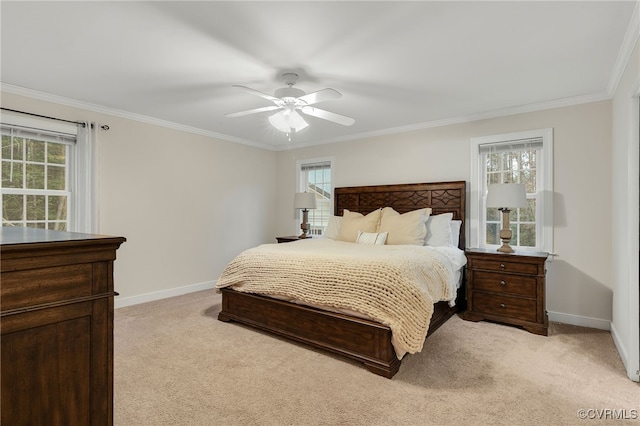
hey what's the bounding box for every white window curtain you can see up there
[75,122,100,233]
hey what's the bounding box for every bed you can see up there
[217,181,466,378]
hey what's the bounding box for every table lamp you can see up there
[486,183,527,253]
[294,192,317,239]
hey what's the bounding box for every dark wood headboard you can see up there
[334,181,466,249]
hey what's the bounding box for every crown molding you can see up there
[0,83,277,151]
[607,1,640,96]
[1,82,613,153]
[275,90,612,151]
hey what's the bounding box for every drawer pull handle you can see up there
[500,280,506,286]
[500,303,506,309]
[500,263,505,269]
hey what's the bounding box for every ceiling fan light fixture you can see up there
[227,72,354,138]
[269,109,308,133]
[288,110,309,131]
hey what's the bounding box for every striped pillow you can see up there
[356,231,388,245]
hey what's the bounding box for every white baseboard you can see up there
[115,280,216,309]
[548,310,611,331]
[610,322,640,382]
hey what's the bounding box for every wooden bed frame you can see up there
[218,181,466,378]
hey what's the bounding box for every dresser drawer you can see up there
[472,292,537,322]
[1,264,93,311]
[473,271,537,297]
[472,259,539,275]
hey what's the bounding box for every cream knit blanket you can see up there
[216,239,456,358]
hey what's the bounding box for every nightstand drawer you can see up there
[473,271,537,297]
[473,259,539,275]
[472,292,537,322]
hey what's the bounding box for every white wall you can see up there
[611,38,640,381]
[276,101,614,328]
[1,92,278,306]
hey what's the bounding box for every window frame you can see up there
[1,131,73,230]
[470,128,554,253]
[296,157,334,236]
[0,113,93,232]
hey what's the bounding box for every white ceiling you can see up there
[1,1,637,150]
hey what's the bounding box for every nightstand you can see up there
[276,235,311,243]
[461,248,549,336]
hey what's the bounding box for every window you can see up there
[0,112,97,232]
[297,159,332,236]
[2,126,74,230]
[470,129,553,253]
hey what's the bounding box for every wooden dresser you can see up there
[1,227,125,425]
[461,248,549,336]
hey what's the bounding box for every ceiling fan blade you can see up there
[225,105,281,118]
[297,88,342,105]
[232,85,280,102]
[300,106,355,126]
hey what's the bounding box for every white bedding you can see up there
[216,238,466,358]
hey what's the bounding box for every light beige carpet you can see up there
[114,290,639,426]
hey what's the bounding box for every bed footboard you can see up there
[218,288,461,378]
[218,288,401,378]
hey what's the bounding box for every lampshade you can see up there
[486,183,527,209]
[294,192,317,210]
[269,109,309,133]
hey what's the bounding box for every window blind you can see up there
[479,137,543,154]
[1,125,76,145]
[300,161,331,171]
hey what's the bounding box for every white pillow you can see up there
[377,207,431,245]
[356,231,388,245]
[323,216,343,240]
[425,213,453,247]
[337,209,382,243]
[450,220,462,247]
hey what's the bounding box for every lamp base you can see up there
[497,242,515,253]
[299,209,310,239]
[496,209,515,253]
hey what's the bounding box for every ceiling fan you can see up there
[225,73,355,136]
